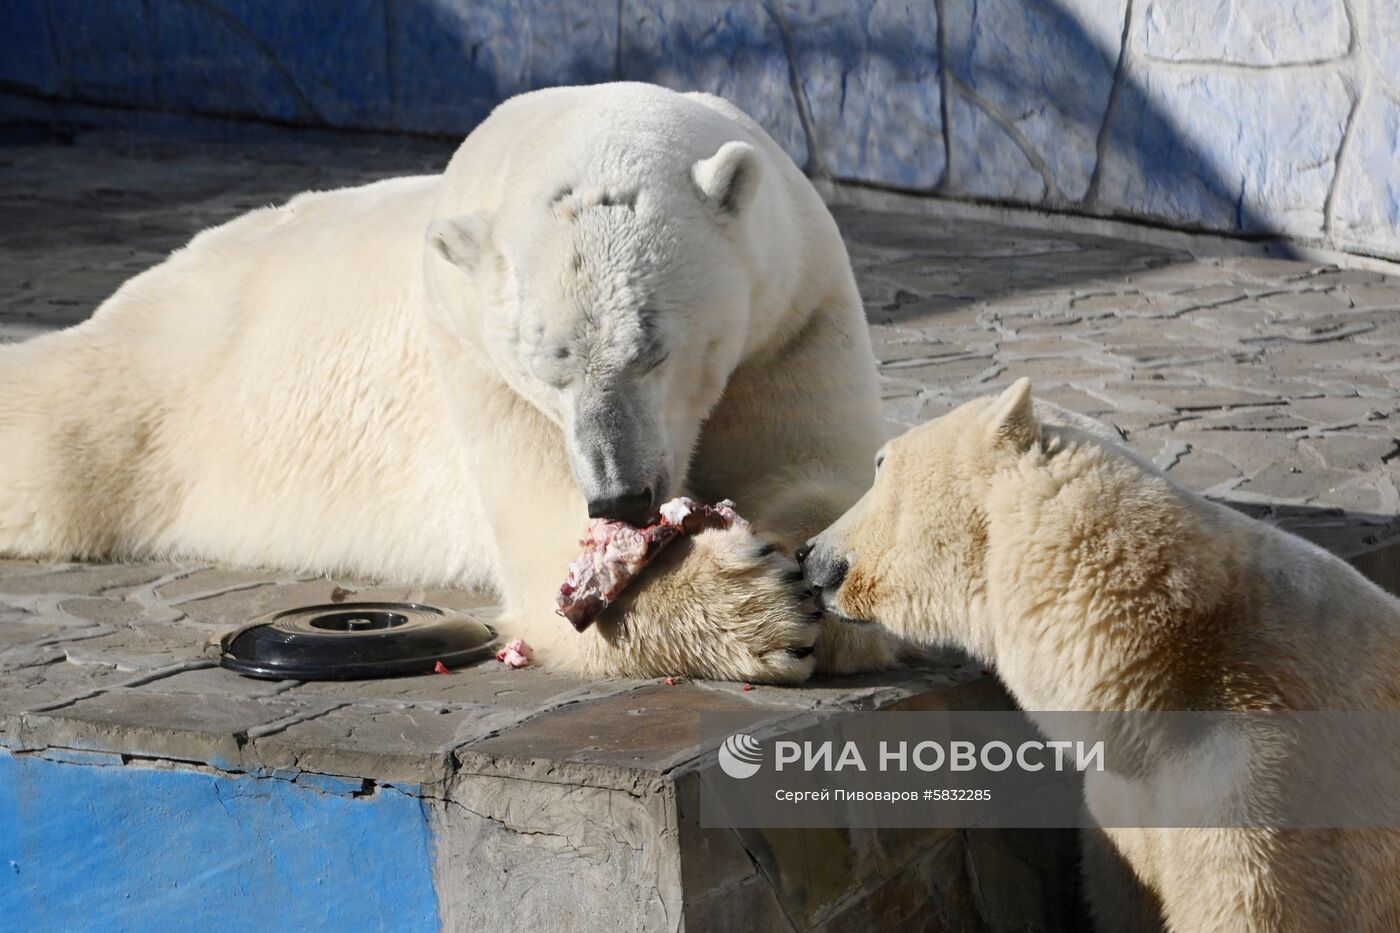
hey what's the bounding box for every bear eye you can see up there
[874,453,885,473]
[642,350,670,374]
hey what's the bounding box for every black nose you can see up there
[587,488,656,525]
[801,550,849,594]
[795,543,813,566]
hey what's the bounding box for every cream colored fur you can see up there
[0,83,900,682]
[806,379,1400,931]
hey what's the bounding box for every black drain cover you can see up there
[219,602,498,680]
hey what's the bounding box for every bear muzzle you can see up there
[797,542,851,614]
[586,487,658,526]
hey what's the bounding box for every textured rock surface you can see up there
[3,126,1399,931]
[947,90,1047,204]
[620,0,810,167]
[944,0,1126,203]
[3,0,1397,259]
[1094,69,1353,237]
[1370,0,1400,94]
[783,0,944,186]
[392,0,617,135]
[1331,92,1400,258]
[1137,0,1350,66]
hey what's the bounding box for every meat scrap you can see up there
[556,497,748,631]
[496,637,534,668]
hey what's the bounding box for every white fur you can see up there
[809,380,1400,931]
[0,83,901,682]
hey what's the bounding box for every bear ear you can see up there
[691,141,761,218]
[985,378,1041,452]
[427,212,491,272]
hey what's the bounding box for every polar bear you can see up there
[0,83,897,682]
[801,380,1400,931]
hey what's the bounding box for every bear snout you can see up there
[798,542,849,605]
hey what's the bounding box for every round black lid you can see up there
[219,602,498,680]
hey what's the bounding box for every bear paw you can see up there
[592,524,821,684]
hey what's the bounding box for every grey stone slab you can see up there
[1070,292,1155,314]
[135,666,297,698]
[1345,282,1400,311]
[1106,383,1288,412]
[0,562,185,597]
[692,658,992,712]
[20,690,337,766]
[0,658,139,717]
[53,596,147,626]
[459,683,805,775]
[250,703,473,786]
[149,567,281,603]
[1289,396,1397,427]
[1166,430,1299,476]
[287,662,596,710]
[1159,446,1243,492]
[0,618,74,653]
[1236,462,1362,503]
[1190,408,1314,433]
[57,621,209,671]
[1300,435,1400,471]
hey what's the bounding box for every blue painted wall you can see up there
[0,0,1395,259]
[0,750,439,931]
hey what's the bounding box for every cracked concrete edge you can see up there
[0,735,392,801]
[431,772,685,933]
[8,699,338,775]
[247,678,668,788]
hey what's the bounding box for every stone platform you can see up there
[2,125,1398,930]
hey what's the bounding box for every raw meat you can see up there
[496,637,535,668]
[556,497,747,631]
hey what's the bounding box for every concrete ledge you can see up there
[0,589,1084,931]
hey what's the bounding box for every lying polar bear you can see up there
[800,379,1400,931]
[0,83,896,682]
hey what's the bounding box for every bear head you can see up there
[799,379,1045,655]
[426,141,763,525]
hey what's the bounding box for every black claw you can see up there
[808,610,825,622]
[756,543,778,557]
[783,570,805,584]
[786,644,816,660]
[795,589,813,602]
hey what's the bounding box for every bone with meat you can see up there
[555,498,748,631]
